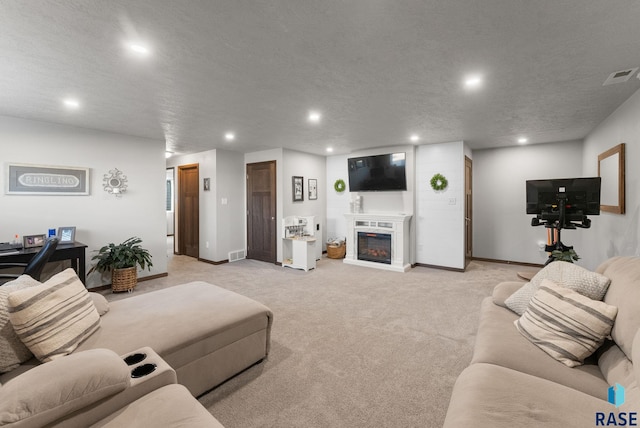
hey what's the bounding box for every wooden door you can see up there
[178,164,199,258]
[465,156,473,267]
[246,161,276,263]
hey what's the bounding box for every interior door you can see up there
[246,161,276,263]
[178,164,199,258]
[465,156,473,267]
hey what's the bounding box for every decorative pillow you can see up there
[89,292,110,316]
[505,261,611,315]
[515,279,618,367]
[0,349,129,427]
[7,268,100,362]
[0,275,41,373]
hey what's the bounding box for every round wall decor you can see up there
[430,173,448,191]
[334,179,346,193]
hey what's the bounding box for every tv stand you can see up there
[531,194,589,265]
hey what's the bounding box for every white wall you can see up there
[415,141,466,269]
[472,140,584,265]
[167,149,244,262]
[167,150,215,259]
[166,168,175,235]
[326,154,350,241]
[215,150,245,261]
[581,88,640,269]
[283,150,326,259]
[325,146,416,261]
[0,115,167,288]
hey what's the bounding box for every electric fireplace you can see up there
[357,232,391,264]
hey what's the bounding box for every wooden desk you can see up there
[0,242,88,284]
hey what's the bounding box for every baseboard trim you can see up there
[198,258,229,265]
[471,257,544,268]
[138,272,169,282]
[413,263,465,273]
[87,272,168,291]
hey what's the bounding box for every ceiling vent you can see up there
[603,67,639,86]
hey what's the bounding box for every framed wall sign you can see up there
[57,226,76,244]
[6,163,89,195]
[308,179,317,200]
[292,176,304,202]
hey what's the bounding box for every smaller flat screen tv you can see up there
[348,153,407,192]
[526,177,601,217]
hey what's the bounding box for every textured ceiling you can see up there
[1,1,639,156]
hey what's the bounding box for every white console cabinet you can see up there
[282,215,317,271]
[282,237,316,271]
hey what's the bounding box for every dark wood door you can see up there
[465,156,473,267]
[178,164,199,258]
[246,161,276,263]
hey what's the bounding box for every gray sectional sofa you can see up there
[0,271,273,427]
[444,256,640,427]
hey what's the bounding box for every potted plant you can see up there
[550,248,580,263]
[89,237,153,292]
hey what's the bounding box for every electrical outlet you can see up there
[448,198,456,205]
[538,241,546,251]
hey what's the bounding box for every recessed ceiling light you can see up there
[517,137,528,144]
[63,98,80,109]
[307,110,322,123]
[326,147,333,153]
[224,132,235,141]
[127,42,151,56]
[463,74,484,90]
[409,134,420,143]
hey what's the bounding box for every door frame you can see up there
[177,163,199,257]
[464,156,473,268]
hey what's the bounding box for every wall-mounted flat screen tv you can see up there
[348,152,407,192]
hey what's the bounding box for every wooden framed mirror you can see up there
[598,143,625,214]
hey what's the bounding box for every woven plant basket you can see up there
[327,243,346,259]
[111,266,137,292]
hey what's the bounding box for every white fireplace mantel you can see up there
[343,212,412,272]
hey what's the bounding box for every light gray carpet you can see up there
[106,254,526,427]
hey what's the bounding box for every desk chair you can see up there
[0,238,59,285]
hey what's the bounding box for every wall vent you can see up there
[228,249,246,262]
[603,67,639,86]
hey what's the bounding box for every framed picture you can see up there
[308,179,318,200]
[203,178,211,191]
[292,176,304,202]
[24,234,46,248]
[57,226,76,244]
[6,163,90,195]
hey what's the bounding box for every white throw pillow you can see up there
[505,261,611,315]
[7,269,100,362]
[0,275,41,373]
[515,279,617,367]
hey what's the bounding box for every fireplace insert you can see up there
[357,232,391,264]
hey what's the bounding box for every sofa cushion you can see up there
[471,296,608,398]
[515,280,617,367]
[8,268,100,362]
[0,275,40,373]
[74,281,273,396]
[599,257,640,359]
[0,349,129,428]
[89,292,110,316]
[443,363,611,428]
[90,384,224,428]
[505,261,611,315]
